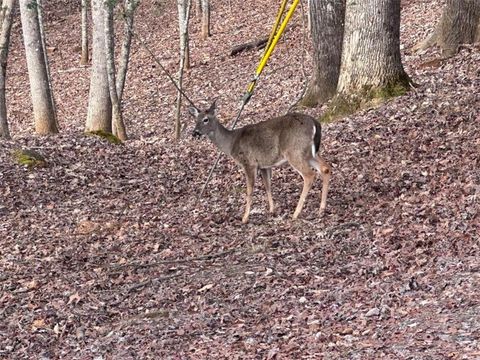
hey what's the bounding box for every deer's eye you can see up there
[202,117,209,124]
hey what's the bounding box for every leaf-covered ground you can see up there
[1,0,479,358]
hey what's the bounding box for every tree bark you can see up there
[301,0,345,107]
[116,0,137,102]
[337,0,408,94]
[0,0,16,139]
[19,0,58,134]
[178,0,191,70]
[336,0,410,96]
[176,0,191,140]
[413,0,480,57]
[86,0,112,133]
[201,0,210,40]
[80,0,89,65]
[104,1,127,141]
[195,0,201,16]
[37,0,57,123]
[322,0,410,121]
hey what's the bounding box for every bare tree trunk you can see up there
[104,0,127,141]
[80,0,89,65]
[200,0,210,40]
[176,0,191,140]
[177,0,191,70]
[0,8,4,28]
[0,0,16,139]
[323,0,410,121]
[37,0,57,125]
[306,0,312,34]
[337,0,409,93]
[19,0,58,134]
[86,0,111,133]
[301,0,345,107]
[116,0,138,102]
[195,0,201,15]
[413,0,480,57]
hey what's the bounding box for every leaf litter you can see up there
[0,0,479,358]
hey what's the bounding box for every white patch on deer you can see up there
[311,124,317,157]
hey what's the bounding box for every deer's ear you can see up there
[188,107,199,117]
[207,100,217,114]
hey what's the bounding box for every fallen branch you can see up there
[230,37,268,56]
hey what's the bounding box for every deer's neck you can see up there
[209,122,236,156]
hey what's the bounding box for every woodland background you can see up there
[0,0,479,358]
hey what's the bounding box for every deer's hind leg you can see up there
[260,168,274,213]
[289,158,316,220]
[242,165,257,223]
[309,155,331,216]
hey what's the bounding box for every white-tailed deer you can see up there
[191,101,331,223]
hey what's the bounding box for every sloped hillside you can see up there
[1,0,479,358]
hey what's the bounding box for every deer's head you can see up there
[190,101,217,138]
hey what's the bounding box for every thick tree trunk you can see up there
[86,0,112,133]
[301,0,345,107]
[322,0,410,121]
[413,0,480,57]
[80,0,89,65]
[104,1,127,141]
[19,0,58,134]
[0,0,16,139]
[337,0,409,94]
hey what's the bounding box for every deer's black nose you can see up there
[192,130,202,138]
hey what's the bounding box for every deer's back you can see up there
[231,113,320,168]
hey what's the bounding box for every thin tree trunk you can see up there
[104,1,127,141]
[86,0,111,133]
[301,0,345,107]
[0,0,16,139]
[195,0,201,16]
[19,0,58,134]
[116,0,137,102]
[37,0,57,126]
[175,0,191,140]
[201,0,210,40]
[80,0,89,65]
[306,0,312,34]
[179,0,191,70]
[413,0,480,57]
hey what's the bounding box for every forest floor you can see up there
[1,0,479,358]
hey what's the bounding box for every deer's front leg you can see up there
[242,166,257,223]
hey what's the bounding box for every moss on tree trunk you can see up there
[321,75,411,122]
